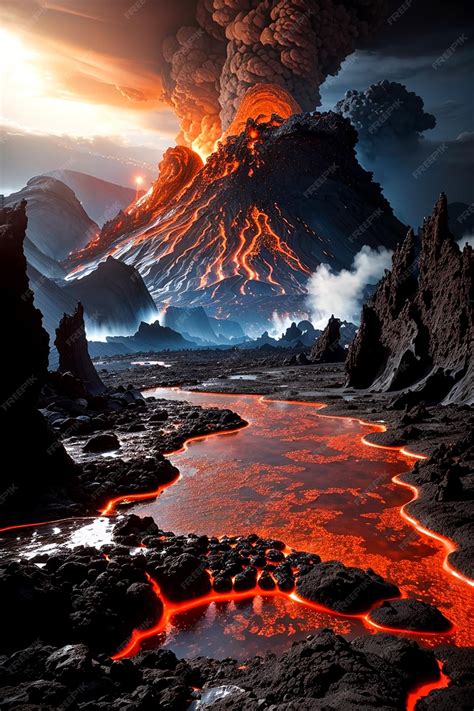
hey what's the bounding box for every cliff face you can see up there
[0,202,75,520]
[4,176,97,262]
[346,195,473,404]
[311,316,346,363]
[55,303,106,396]
[63,257,157,339]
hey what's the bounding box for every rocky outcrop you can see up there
[295,560,400,613]
[55,303,105,396]
[367,599,452,632]
[106,320,194,354]
[4,176,97,261]
[310,315,346,363]
[346,194,473,404]
[63,257,157,339]
[0,202,77,521]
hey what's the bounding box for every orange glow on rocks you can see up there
[224,84,302,140]
[2,391,472,664]
[406,659,450,711]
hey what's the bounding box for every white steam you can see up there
[457,234,474,249]
[268,311,308,339]
[307,246,393,328]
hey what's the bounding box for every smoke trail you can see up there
[306,245,393,328]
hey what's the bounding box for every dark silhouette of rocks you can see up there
[63,257,158,338]
[310,315,346,363]
[346,194,473,404]
[106,320,194,354]
[0,201,77,522]
[368,598,452,632]
[55,303,106,396]
[295,560,399,613]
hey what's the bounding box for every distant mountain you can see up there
[24,236,66,280]
[46,169,137,226]
[106,320,195,354]
[208,316,246,341]
[163,305,247,344]
[63,256,158,339]
[5,176,97,261]
[163,305,218,343]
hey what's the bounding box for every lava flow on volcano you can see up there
[66,86,405,328]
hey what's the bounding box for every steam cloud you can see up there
[163,0,388,155]
[306,245,393,328]
[335,80,436,158]
[457,235,474,249]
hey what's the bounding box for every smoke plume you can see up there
[307,245,393,328]
[335,80,436,159]
[163,0,388,155]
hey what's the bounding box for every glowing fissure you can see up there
[65,110,329,309]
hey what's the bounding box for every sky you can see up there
[1,0,472,195]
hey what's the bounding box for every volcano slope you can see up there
[67,110,405,329]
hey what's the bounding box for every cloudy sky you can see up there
[1,0,472,194]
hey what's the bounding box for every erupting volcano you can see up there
[67,86,405,329]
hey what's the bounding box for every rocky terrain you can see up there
[63,257,158,339]
[2,513,469,710]
[346,195,473,405]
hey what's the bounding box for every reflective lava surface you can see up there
[120,389,473,658]
[1,389,472,662]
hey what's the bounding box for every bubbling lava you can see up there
[223,83,303,143]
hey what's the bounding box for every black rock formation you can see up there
[346,194,473,404]
[107,320,194,354]
[63,256,157,338]
[295,560,400,613]
[368,598,452,632]
[26,264,77,342]
[55,303,106,396]
[310,315,346,363]
[0,201,76,521]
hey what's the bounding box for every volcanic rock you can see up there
[310,315,346,363]
[63,256,158,338]
[83,432,121,453]
[195,628,439,710]
[295,560,400,613]
[0,201,77,520]
[368,599,452,632]
[148,552,212,602]
[66,111,405,330]
[106,319,194,354]
[346,194,474,404]
[55,303,105,396]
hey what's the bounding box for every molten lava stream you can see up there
[129,390,473,652]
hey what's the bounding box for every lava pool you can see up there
[121,388,473,659]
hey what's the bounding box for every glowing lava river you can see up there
[1,388,472,670]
